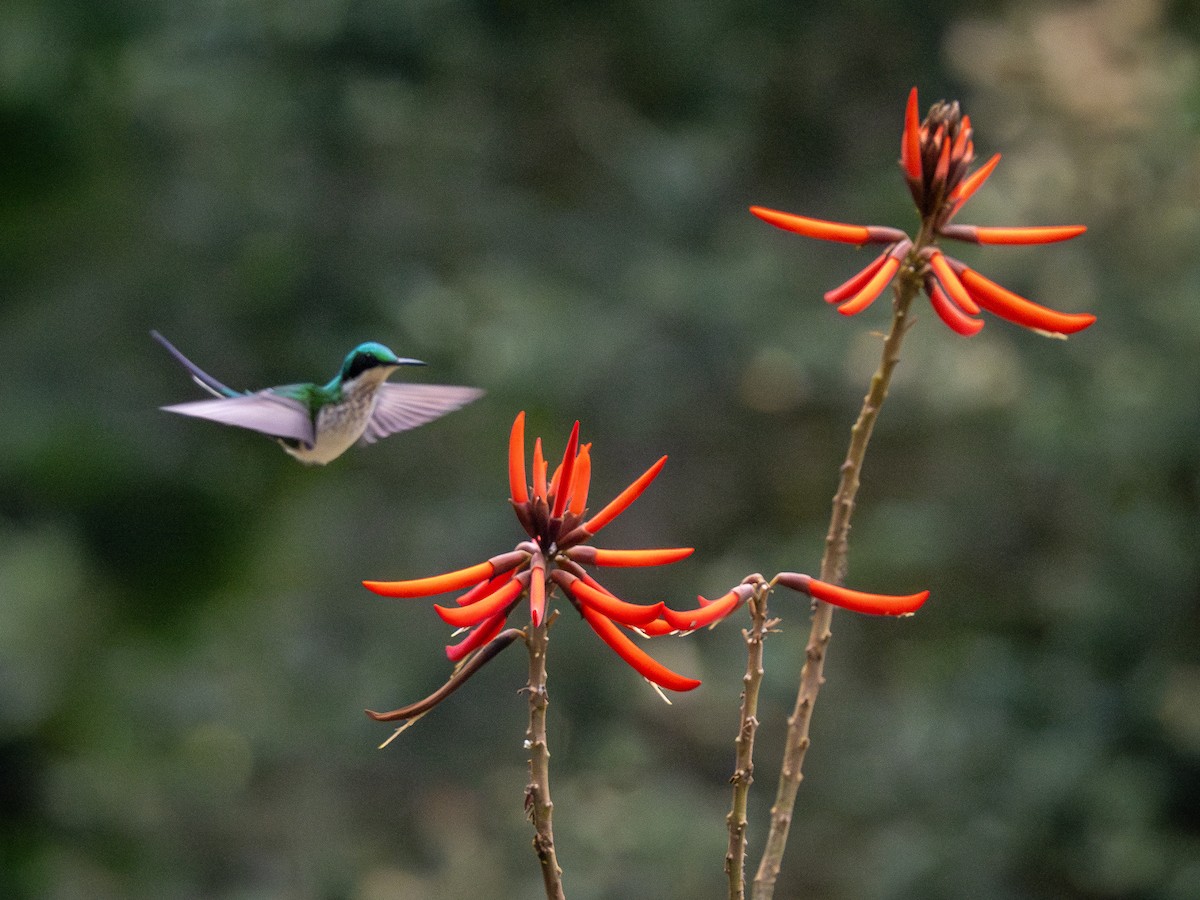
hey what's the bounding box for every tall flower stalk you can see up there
[747,88,1095,899]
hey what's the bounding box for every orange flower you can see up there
[752,87,1094,338]
[364,412,703,692]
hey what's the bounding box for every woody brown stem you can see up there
[525,614,566,900]
[752,257,923,900]
[726,580,776,900]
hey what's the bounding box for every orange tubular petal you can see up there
[951,117,972,162]
[532,438,547,500]
[434,575,526,628]
[927,279,984,336]
[578,547,695,567]
[948,152,1000,208]
[556,573,664,627]
[583,455,667,535]
[973,225,1087,245]
[777,572,928,616]
[837,256,900,316]
[551,421,580,518]
[750,206,872,245]
[635,618,679,637]
[529,563,546,626]
[579,605,701,691]
[364,560,494,598]
[457,569,516,606]
[568,445,592,516]
[508,412,529,504]
[661,589,745,632]
[823,249,891,304]
[446,610,510,662]
[928,250,980,314]
[804,577,929,616]
[958,267,1096,335]
[901,87,921,180]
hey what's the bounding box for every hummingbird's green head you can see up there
[340,343,425,382]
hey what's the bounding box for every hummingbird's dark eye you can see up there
[346,353,379,380]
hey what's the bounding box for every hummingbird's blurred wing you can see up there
[360,383,485,445]
[161,392,316,445]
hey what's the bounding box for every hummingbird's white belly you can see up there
[282,389,379,465]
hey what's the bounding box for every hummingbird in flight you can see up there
[152,330,484,465]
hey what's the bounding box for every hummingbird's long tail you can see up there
[151,330,241,398]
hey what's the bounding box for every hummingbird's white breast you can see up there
[282,373,387,465]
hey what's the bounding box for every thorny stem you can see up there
[525,612,566,900]
[752,253,924,900]
[726,580,777,900]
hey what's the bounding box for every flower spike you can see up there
[752,89,1094,337]
[364,414,713,715]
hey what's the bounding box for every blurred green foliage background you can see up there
[2,0,1199,897]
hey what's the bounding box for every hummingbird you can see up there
[152,330,484,465]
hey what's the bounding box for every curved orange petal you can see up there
[568,444,592,516]
[750,206,872,245]
[583,456,667,535]
[508,412,528,504]
[434,575,526,628]
[660,588,745,631]
[926,279,984,336]
[958,267,1096,335]
[570,547,694,567]
[551,421,580,518]
[555,572,664,627]
[973,225,1087,245]
[579,605,701,691]
[823,249,892,304]
[901,87,922,180]
[532,437,547,500]
[947,152,1000,212]
[777,572,928,616]
[928,250,980,314]
[529,562,546,627]
[837,256,900,316]
[445,610,511,662]
[364,560,494,598]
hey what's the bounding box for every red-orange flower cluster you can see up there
[752,87,1095,337]
[365,412,744,692]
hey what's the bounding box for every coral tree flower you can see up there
[365,412,725,693]
[751,87,1095,338]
